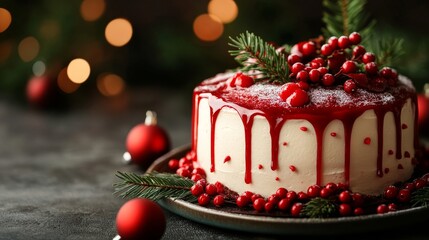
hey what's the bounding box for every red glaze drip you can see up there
[191,93,200,162]
[384,168,390,174]
[364,137,371,145]
[330,132,337,137]
[258,164,263,169]
[398,164,404,169]
[192,73,417,187]
[224,156,231,163]
[300,126,308,131]
[289,165,297,172]
[283,142,288,146]
[404,151,411,158]
[388,150,394,155]
[275,177,280,181]
[402,124,408,129]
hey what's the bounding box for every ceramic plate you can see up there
[147,145,429,235]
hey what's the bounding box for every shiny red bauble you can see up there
[26,75,60,109]
[418,94,429,134]
[116,198,166,240]
[126,111,171,168]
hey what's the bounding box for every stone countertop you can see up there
[0,88,428,240]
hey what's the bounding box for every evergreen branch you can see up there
[113,171,197,202]
[301,197,337,218]
[228,31,289,83]
[411,187,429,208]
[368,38,405,68]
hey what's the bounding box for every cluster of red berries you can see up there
[168,151,206,182]
[279,32,399,107]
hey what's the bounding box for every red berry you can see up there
[196,179,207,188]
[179,157,193,167]
[205,184,217,196]
[297,191,308,201]
[339,203,352,216]
[339,190,352,203]
[251,194,263,203]
[213,195,225,207]
[243,191,254,199]
[325,182,338,192]
[320,188,333,198]
[291,62,305,75]
[288,54,302,66]
[296,71,309,82]
[328,51,346,73]
[235,73,254,88]
[192,168,206,177]
[307,185,321,198]
[414,179,427,189]
[365,62,378,75]
[191,174,203,182]
[279,82,299,101]
[297,81,309,91]
[309,69,321,82]
[191,184,204,196]
[343,79,357,93]
[352,193,365,207]
[310,61,321,69]
[268,194,280,204]
[290,203,303,217]
[276,187,288,199]
[338,36,350,49]
[168,159,179,170]
[264,201,275,212]
[341,60,357,73]
[318,67,328,75]
[312,57,325,67]
[397,188,411,203]
[253,198,266,212]
[302,41,316,56]
[362,52,376,64]
[286,191,297,201]
[278,198,291,211]
[322,73,335,86]
[354,207,364,216]
[198,193,210,206]
[404,182,415,191]
[214,181,225,194]
[349,32,362,45]
[377,204,388,214]
[176,168,191,178]
[388,203,397,212]
[352,45,366,59]
[384,185,399,199]
[328,36,338,49]
[321,44,334,56]
[337,182,349,191]
[287,89,309,107]
[236,195,250,208]
[380,67,393,79]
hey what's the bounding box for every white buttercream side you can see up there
[322,120,346,185]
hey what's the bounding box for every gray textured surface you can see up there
[0,89,429,240]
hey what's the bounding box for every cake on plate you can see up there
[190,32,418,197]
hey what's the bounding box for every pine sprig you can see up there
[113,171,197,202]
[411,187,429,208]
[369,38,405,68]
[228,31,289,83]
[301,197,337,218]
[322,0,375,40]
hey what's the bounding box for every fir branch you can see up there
[411,187,429,208]
[113,171,197,202]
[228,31,289,83]
[368,38,405,68]
[301,197,337,218]
[322,0,376,39]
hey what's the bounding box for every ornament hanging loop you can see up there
[145,110,157,125]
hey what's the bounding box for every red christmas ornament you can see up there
[116,198,166,240]
[418,93,429,134]
[126,111,171,168]
[26,75,61,109]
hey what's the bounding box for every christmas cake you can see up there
[190,32,418,197]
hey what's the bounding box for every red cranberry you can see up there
[235,74,254,88]
[279,82,299,101]
[341,60,358,73]
[191,174,203,182]
[176,168,191,178]
[349,32,362,45]
[278,198,291,211]
[213,195,225,207]
[268,194,280,204]
[309,69,321,82]
[388,203,397,212]
[339,203,352,216]
[307,185,321,198]
[287,54,302,66]
[325,182,338,192]
[328,36,338,49]
[179,157,193,167]
[276,187,288,199]
[404,182,415,191]
[338,36,350,49]
[302,41,316,56]
[264,201,275,212]
[253,198,266,212]
[192,168,206,177]
[290,203,303,217]
[414,179,427,189]
[352,45,366,59]
[362,52,376,64]
[205,184,217,196]
[339,190,352,203]
[214,181,225,194]
[291,62,305,75]
[337,182,349,191]
[296,70,309,82]
[286,191,297,201]
[168,159,179,170]
[196,179,207,188]
[380,67,393,79]
[287,89,309,107]
[354,207,364,216]
[352,193,365,207]
[251,194,263,203]
[243,191,254,199]
[365,62,378,75]
[191,184,204,196]
[312,57,325,67]
[328,51,346,73]
[377,204,388,214]
[343,79,357,93]
[198,193,210,206]
[236,195,250,208]
[320,188,333,198]
[321,44,334,56]
[297,191,308,201]
[297,81,309,91]
[322,73,335,86]
[397,189,411,203]
[318,67,328,75]
[384,185,399,199]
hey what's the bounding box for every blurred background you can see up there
[0,0,428,110]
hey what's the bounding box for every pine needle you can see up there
[411,187,429,208]
[301,197,338,218]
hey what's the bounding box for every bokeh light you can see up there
[97,73,125,97]
[0,8,12,33]
[81,0,105,22]
[193,14,224,41]
[208,0,238,24]
[0,41,13,64]
[18,37,40,62]
[58,67,80,93]
[39,20,60,40]
[105,18,133,47]
[67,58,91,84]
[32,61,46,77]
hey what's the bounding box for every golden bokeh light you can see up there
[67,58,91,84]
[193,14,224,42]
[97,73,125,97]
[81,0,106,22]
[39,20,60,40]
[58,67,80,93]
[32,61,46,77]
[208,0,238,24]
[18,37,40,62]
[105,18,133,47]
[0,8,12,33]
